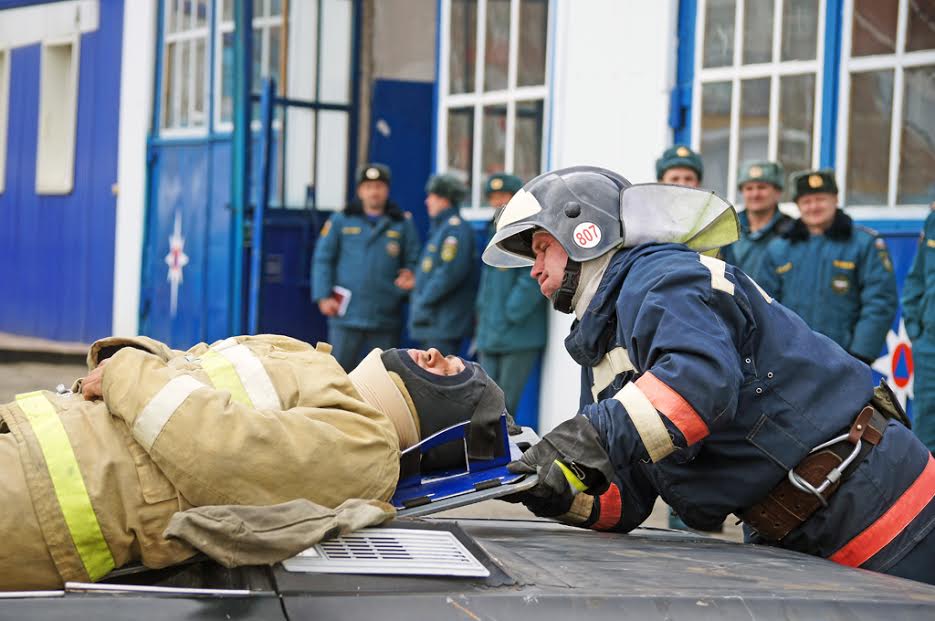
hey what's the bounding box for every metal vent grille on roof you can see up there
[281,528,490,577]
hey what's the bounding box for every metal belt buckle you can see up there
[787,433,862,508]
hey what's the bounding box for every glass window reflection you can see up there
[846,70,894,205]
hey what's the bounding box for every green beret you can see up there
[425,173,468,205]
[790,168,838,202]
[485,173,524,196]
[738,160,784,190]
[655,144,704,181]
[356,163,391,185]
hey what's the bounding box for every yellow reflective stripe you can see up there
[698,254,735,296]
[210,340,281,410]
[612,383,675,463]
[591,347,636,400]
[200,349,253,406]
[555,460,588,493]
[134,375,205,450]
[15,391,114,581]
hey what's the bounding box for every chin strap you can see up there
[550,259,582,314]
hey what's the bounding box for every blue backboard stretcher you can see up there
[391,418,540,517]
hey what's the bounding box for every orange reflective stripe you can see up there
[830,455,935,568]
[635,371,709,445]
[592,484,622,531]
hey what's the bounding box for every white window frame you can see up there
[691,0,826,205]
[214,0,285,133]
[35,35,80,195]
[0,48,9,195]
[436,0,552,218]
[835,0,935,217]
[160,0,211,137]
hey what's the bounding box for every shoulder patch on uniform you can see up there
[386,229,401,239]
[927,238,935,249]
[448,216,462,226]
[441,235,459,262]
[833,260,855,270]
[320,220,332,237]
[878,249,893,272]
[874,237,886,250]
[421,257,433,272]
[776,261,793,274]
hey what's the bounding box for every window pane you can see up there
[284,107,316,207]
[165,0,176,33]
[315,110,348,209]
[514,99,543,183]
[739,78,770,166]
[898,65,935,204]
[484,0,510,91]
[481,104,506,175]
[319,0,352,103]
[449,0,477,94]
[851,0,897,56]
[781,0,818,61]
[447,107,475,187]
[518,0,548,86]
[222,0,232,21]
[254,0,264,18]
[703,0,736,68]
[269,24,282,90]
[221,31,234,123]
[907,0,935,52]
[180,40,190,127]
[181,0,194,29]
[743,0,773,64]
[252,27,263,87]
[195,0,208,29]
[193,38,206,125]
[846,69,893,204]
[778,73,815,179]
[163,41,176,127]
[700,81,732,197]
[271,0,283,16]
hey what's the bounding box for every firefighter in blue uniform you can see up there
[902,203,935,453]
[312,163,421,370]
[476,173,548,416]
[483,166,935,584]
[656,144,703,186]
[720,160,794,282]
[409,174,476,355]
[759,169,898,364]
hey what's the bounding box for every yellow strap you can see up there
[200,349,253,407]
[612,383,676,463]
[591,347,635,400]
[15,391,115,581]
[555,460,588,494]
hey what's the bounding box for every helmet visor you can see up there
[482,222,537,267]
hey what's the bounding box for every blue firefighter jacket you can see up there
[902,210,935,355]
[311,203,421,332]
[409,206,477,342]
[569,243,934,569]
[475,222,548,353]
[758,210,898,363]
[719,208,794,283]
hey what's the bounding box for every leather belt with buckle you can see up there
[739,406,887,542]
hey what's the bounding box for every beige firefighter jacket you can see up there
[0,334,400,590]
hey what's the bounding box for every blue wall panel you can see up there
[0,1,123,342]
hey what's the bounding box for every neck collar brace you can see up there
[348,349,420,450]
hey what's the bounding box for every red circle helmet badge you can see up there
[891,343,914,389]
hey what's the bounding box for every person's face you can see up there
[357,180,389,212]
[660,167,701,187]
[487,190,514,209]
[425,193,451,217]
[740,182,782,214]
[530,231,570,299]
[797,192,838,232]
[407,348,466,376]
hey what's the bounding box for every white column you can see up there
[538,0,678,431]
[111,0,157,336]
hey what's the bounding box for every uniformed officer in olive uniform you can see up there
[312,163,421,370]
[760,169,898,364]
[655,144,703,187]
[902,202,935,452]
[720,161,794,282]
[409,174,477,355]
[476,173,548,416]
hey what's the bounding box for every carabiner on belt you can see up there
[787,433,863,508]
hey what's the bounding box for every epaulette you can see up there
[855,224,880,237]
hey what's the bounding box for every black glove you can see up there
[505,416,614,517]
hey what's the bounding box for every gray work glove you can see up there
[505,415,614,517]
[164,498,395,568]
